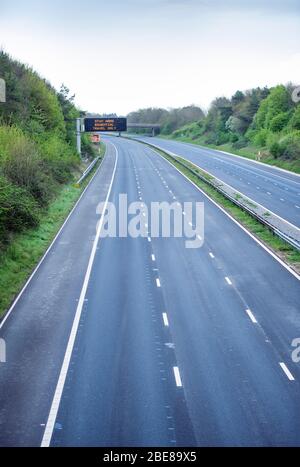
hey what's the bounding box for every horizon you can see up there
[1,47,297,117]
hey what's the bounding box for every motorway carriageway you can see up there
[0,136,299,446]
[136,136,300,229]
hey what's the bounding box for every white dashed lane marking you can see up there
[246,309,257,324]
[173,367,183,387]
[279,362,295,381]
[162,313,169,327]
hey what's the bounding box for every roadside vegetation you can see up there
[129,84,300,173]
[0,50,100,316]
[171,85,300,173]
[127,105,204,134]
[0,142,105,317]
[151,146,300,273]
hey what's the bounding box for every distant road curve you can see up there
[135,136,300,228]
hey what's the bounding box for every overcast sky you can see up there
[0,0,299,115]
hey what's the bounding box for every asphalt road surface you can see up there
[0,136,299,446]
[136,136,300,228]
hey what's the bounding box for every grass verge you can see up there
[0,142,106,319]
[152,146,300,273]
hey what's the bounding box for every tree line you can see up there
[127,85,300,162]
[127,105,205,134]
[177,85,299,159]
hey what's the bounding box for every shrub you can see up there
[22,72,65,134]
[232,138,248,149]
[252,129,269,146]
[218,133,230,145]
[279,132,300,160]
[38,133,78,183]
[81,133,98,159]
[255,85,292,130]
[269,141,284,158]
[0,175,39,242]
[1,130,55,206]
[269,112,290,132]
[204,134,217,145]
[289,105,300,130]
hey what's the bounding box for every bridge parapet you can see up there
[127,123,160,136]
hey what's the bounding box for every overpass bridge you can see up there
[127,123,161,136]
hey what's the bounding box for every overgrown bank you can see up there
[127,84,300,173]
[170,85,300,173]
[0,142,106,318]
[0,51,97,251]
[0,50,100,317]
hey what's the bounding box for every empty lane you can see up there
[0,136,300,446]
[136,136,300,228]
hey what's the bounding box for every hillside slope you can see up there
[171,85,300,172]
[0,51,95,249]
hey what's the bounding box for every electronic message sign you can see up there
[84,118,127,132]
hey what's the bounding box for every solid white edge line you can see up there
[149,146,300,281]
[279,362,295,381]
[162,312,169,327]
[40,144,118,447]
[156,278,161,288]
[246,309,257,324]
[0,147,108,331]
[173,366,183,387]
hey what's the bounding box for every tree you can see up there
[289,105,300,130]
[58,84,79,148]
[254,85,292,130]
[127,105,204,134]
